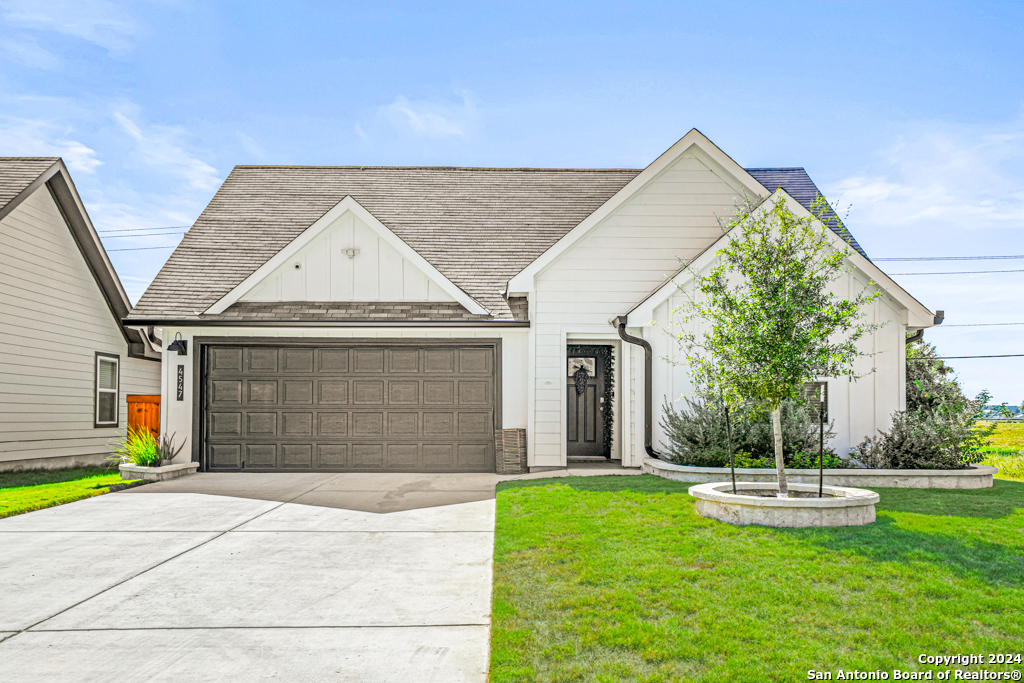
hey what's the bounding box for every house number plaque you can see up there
[176,365,184,401]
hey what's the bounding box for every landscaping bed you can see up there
[0,467,143,519]
[490,475,1024,682]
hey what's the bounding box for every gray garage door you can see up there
[202,342,497,472]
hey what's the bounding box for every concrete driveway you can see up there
[0,472,504,682]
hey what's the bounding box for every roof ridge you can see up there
[232,165,643,172]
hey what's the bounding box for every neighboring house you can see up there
[126,130,937,474]
[1,158,161,471]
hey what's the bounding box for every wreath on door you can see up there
[567,344,615,452]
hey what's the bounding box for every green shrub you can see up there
[851,341,995,470]
[111,426,162,466]
[660,395,836,467]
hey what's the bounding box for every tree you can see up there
[674,194,882,497]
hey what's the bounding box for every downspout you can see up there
[611,315,663,460]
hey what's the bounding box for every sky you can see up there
[2,0,1022,403]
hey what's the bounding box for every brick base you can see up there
[496,428,527,474]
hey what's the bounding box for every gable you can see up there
[207,196,485,314]
[240,209,456,304]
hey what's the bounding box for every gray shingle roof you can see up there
[746,168,868,258]
[129,164,867,322]
[0,158,59,212]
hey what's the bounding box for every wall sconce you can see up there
[167,332,188,356]
[342,248,360,259]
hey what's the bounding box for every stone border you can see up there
[689,481,878,527]
[119,462,199,482]
[644,458,996,489]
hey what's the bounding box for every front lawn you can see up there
[490,475,1024,682]
[0,467,138,519]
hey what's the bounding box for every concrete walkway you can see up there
[0,467,640,682]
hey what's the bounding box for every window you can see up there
[95,353,120,427]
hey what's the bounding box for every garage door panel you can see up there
[204,342,496,472]
[389,348,420,373]
[210,347,243,372]
[246,413,277,436]
[318,413,348,436]
[353,444,384,467]
[423,381,454,405]
[282,348,314,372]
[388,381,419,404]
[248,381,278,404]
[318,380,348,404]
[282,413,313,436]
[282,380,313,404]
[282,444,313,468]
[247,444,277,468]
[247,348,279,372]
[319,349,349,372]
[353,349,384,373]
[352,412,384,436]
[387,444,418,468]
[353,381,384,404]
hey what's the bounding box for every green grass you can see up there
[490,475,1024,682]
[980,422,1024,482]
[0,466,139,519]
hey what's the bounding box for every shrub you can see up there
[851,342,995,469]
[660,395,836,468]
[109,428,185,467]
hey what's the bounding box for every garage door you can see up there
[202,342,497,472]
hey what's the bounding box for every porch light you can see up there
[167,332,188,356]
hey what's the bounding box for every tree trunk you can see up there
[772,404,788,498]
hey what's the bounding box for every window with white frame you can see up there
[95,353,120,427]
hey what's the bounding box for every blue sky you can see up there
[2,0,1022,403]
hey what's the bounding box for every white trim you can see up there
[626,189,936,328]
[205,195,488,315]
[507,129,769,295]
[95,354,120,426]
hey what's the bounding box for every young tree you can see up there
[675,194,882,497]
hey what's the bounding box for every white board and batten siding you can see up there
[531,150,745,467]
[0,186,161,467]
[240,210,455,303]
[648,261,908,458]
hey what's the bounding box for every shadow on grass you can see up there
[789,515,1024,587]
[873,479,1024,519]
[497,474,693,495]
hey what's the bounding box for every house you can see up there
[1,158,162,471]
[125,130,937,474]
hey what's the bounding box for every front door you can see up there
[566,347,608,458]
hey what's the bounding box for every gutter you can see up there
[122,318,531,328]
[906,310,944,345]
[611,315,664,460]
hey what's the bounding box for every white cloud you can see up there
[827,121,1024,235]
[0,116,101,173]
[1,36,59,69]
[236,131,266,160]
[0,0,140,53]
[359,91,483,146]
[113,110,221,191]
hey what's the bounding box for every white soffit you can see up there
[205,195,488,315]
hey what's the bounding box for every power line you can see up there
[97,225,190,234]
[875,255,1024,262]
[909,354,1024,359]
[887,269,1024,275]
[101,231,185,239]
[936,323,1024,327]
[106,245,179,251]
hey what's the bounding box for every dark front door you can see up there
[567,349,608,458]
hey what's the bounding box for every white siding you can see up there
[240,210,455,303]
[647,261,907,457]
[531,150,743,466]
[0,187,161,466]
